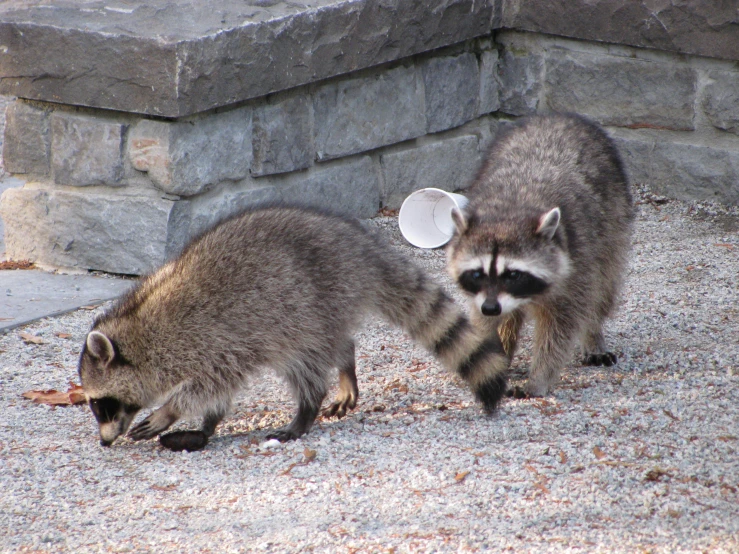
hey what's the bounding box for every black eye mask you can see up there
[458,269,487,294]
[89,397,121,424]
[89,397,140,423]
[499,269,549,297]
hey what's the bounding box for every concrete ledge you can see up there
[0,0,496,117]
[502,0,739,62]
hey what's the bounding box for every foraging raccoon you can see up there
[447,113,634,397]
[79,205,508,448]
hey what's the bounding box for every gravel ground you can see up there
[1,186,738,553]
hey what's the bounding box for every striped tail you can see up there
[379,270,510,413]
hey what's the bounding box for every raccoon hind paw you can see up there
[265,428,304,442]
[322,397,357,419]
[582,352,617,367]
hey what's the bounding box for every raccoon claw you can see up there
[583,352,617,367]
[322,398,356,419]
[128,420,159,441]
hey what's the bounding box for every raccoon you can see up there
[79,205,508,448]
[446,113,634,398]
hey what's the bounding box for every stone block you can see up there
[613,136,739,205]
[703,71,739,135]
[128,107,251,196]
[252,94,313,176]
[0,186,176,274]
[3,101,51,175]
[649,142,739,205]
[478,49,500,115]
[279,156,380,218]
[313,64,426,160]
[497,48,543,116]
[380,135,481,208]
[421,53,480,134]
[545,50,697,131]
[51,113,126,186]
[0,0,495,117]
[610,136,651,186]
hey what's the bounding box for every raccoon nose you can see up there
[481,299,502,316]
[100,438,113,447]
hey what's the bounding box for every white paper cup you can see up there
[398,188,469,248]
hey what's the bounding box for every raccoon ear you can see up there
[451,207,469,234]
[86,331,115,365]
[536,207,561,240]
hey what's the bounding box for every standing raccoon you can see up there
[447,113,634,398]
[79,205,508,448]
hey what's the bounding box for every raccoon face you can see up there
[454,255,551,316]
[88,396,141,447]
[449,207,569,317]
[79,331,141,446]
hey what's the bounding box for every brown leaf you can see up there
[0,259,35,270]
[592,446,607,460]
[303,447,317,462]
[718,435,738,442]
[19,332,44,345]
[55,332,72,339]
[22,383,86,406]
[558,451,567,464]
[454,471,470,483]
[645,467,671,482]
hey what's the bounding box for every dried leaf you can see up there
[80,305,100,311]
[22,383,86,406]
[592,446,607,460]
[454,471,470,483]
[0,259,35,270]
[558,451,567,464]
[55,332,72,339]
[303,447,317,462]
[718,435,738,442]
[644,467,671,482]
[19,332,44,345]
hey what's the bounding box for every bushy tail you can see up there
[376,261,509,413]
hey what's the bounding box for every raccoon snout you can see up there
[481,299,502,316]
[100,438,113,447]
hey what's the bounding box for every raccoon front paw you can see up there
[128,411,177,441]
[522,381,550,398]
[265,428,303,442]
[582,352,617,367]
[323,397,357,419]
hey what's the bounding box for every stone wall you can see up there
[0,40,499,274]
[2,0,739,275]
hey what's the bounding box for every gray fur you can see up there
[79,205,508,448]
[447,113,634,397]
